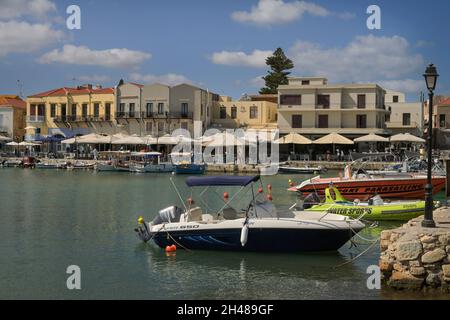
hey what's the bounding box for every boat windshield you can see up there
[185,175,260,187]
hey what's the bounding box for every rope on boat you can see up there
[163,227,193,252]
[333,238,379,269]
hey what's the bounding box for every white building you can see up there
[385,90,424,137]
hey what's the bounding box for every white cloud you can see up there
[288,34,424,83]
[0,0,56,20]
[211,49,272,68]
[249,76,265,88]
[38,45,151,69]
[77,75,111,83]
[378,79,424,94]
[129,73,193,86]
[231,0,351,26]
[0,20,63,56]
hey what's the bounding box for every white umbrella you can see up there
[206,132,245,147]
[313,132,354,145]
[112,135,147,145]
[390,133,425,143]
[354,133,389,143]
[274,132,312,145]
[0,135,12,141]
[6,141,19,146]
[24,126,36,130]
[61,137,76,144]
[157,134,192,145]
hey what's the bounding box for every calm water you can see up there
[0,168,447,300]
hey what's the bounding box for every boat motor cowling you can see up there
[152,206,183,225]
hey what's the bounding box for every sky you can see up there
[1,0,449,101]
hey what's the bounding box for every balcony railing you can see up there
[116,111,194,119]
[53,115,112,122]
[26,116,45,123]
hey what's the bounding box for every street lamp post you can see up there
[422,64,439,228]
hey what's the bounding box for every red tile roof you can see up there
[28,87,114,98]
[0,95,26,109]
[438,98,450,106]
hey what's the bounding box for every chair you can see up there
[186,206,203,222]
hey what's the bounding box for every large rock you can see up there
[388,271,424,290]
[395,241,423,261]
[420,235,436,243]
[421,248,447,264]
[443,264,450,278]
[410,267,426,276]
[425,272,442,288]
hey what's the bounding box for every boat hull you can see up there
[309,201,427,221]
[278,166,324,174]
[174,164,206,174]
[294,176,446,200]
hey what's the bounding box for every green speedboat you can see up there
[307,187,431,221]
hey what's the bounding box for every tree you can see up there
[259,48,294,94]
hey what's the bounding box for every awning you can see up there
[0,135,12,141]
[354,133,389,143]
[186,175,260,187]
[313,132,354,145]
[390,133,425,143]
[273,132,312,145]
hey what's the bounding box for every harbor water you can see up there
[0,168,448,299]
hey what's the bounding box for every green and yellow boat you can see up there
[308,187,432,221]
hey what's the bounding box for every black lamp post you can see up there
[422,64,439,228]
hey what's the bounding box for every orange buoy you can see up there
[267,194,273,201]
[165,244,177,252]
[258,187,263,193]
[267,184,272,191]
[223,192,229,200]
[187,197,194,205]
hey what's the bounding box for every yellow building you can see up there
[211,96,278,130]
[0,95,26,140]
[26,85,115,139]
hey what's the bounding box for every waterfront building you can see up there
[26,85,115,140]
[0,95,26,141]
[115,81,219,137]
[277,77,390,140]
[432,97,450,149]
[211,95,278,131]
[385,90,424,136]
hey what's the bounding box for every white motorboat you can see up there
[135,175,365,252]
[128,152,174,173]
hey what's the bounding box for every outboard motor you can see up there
[135,206,183,242]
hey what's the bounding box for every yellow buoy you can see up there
[138,216,144,225]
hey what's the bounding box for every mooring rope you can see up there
[333,238,380,269]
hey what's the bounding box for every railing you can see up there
[53,115,112,122]
[116,111,194,119]
[26,116,45,122]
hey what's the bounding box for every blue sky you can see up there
[0,0,449,101]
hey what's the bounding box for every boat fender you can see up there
[240,223,249,247]
[267,194,273,201]
[258,187,263,193]
[165,245,177,252]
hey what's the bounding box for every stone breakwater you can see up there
[379,207,450,292]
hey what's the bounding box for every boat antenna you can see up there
[169,176,188,211]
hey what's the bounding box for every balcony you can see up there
[169,112,193,119]
[27,115,45,123]
[115,112,140,119]
[53,115,112,122]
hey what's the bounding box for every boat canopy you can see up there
[186,175,260,187]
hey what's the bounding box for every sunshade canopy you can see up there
[0,135,12,141]
[313,132,354,145]
[205,132,245,147]
[112,135,146,145]
[390,133,425,143]
[6,141,19,146]
[186,175,260,187]
[274,132,312,145]
[354,133,389,143]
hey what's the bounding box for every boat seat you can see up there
[186,206,203,222]
[222,206,238,220]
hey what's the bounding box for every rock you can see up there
[423,243,436,251]
[426,272,442,288]
[380,239,390,251]
[446,245,450,253]
[393,263,405,272]
[380,230,392,241]
[421,248,447,264]
[395,241,423,261]
[443,265,450,278]
[388,271,424,290]
[410,267,426,276]
[420,235,436,243]
[409,260,421,268]
[438,235,448,246]
[380,259,393,273]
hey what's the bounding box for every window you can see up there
[71,104,77,117]
[402,113,411,126]
[439,114,446,128]
[181,103,188,116]
[129,103,135,117]
[357,95,366,109]
[220,106,227,119]
[50,104,56,117]
[93,103,100,118]
[105,103,111,121]
[158,103,164,114]
[292,115,302,128]
[201,104,203,116]
[393,95,399,103]
[146,122,153,133]
[30,104,36,116]
[301,80,310,85]
[317,94,330,108]
[119,103,125,112]
[318,115,328,128]
[280,95,301,105]
[82,104,88,117]
[60,104,66,119]
[231,106,237,119]
[250,106,258,119]
[146,103,153,117]
[356,115,367,128]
